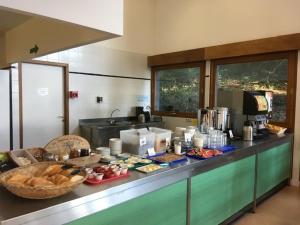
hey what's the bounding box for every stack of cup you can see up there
[109,138,122,155]
[186,126,196,136]
[193,137,204,149]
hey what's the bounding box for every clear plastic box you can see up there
[149,127,172,152]
[120,128,155,156]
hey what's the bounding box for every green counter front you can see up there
[257,142,291,198]
[67,142,291,225]
[68,180,187,225]
[190,155,255,225]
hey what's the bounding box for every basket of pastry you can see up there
[0,162,87,199]
[265,124,287,135]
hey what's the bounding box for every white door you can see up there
[0,70,10,151]
[22,62,65,148]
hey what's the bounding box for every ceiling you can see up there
[0,9,31,34]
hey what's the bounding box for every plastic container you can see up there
[149,127,172,152]
[120,128,155,156]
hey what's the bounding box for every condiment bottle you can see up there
[174,140,182,155]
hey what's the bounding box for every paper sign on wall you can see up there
[37,88,49,96]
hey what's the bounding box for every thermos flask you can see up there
[243,120,253,141]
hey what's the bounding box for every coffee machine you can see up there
[243,91,273,138]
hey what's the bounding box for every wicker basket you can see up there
[0,162,87,199]
[8,149,38,167]
[26,148,47,162]
[67,154,101,167]
[44,135,90,155]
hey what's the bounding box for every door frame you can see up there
[18,60,69,148]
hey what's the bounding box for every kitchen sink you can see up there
[79,117,164,148]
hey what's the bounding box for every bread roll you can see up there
[42,165,63,176]
[47,174,69,185]
[7,174,31,185]
[27,177,54,187]
[70,175,83,183]
[60,169,73,176]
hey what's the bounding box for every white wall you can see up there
[291,51,300,186]
[154,0,300,54]
[99,0,155,55]
[35,0,154,135]
[69,74,150,134]
[0,0,123,34]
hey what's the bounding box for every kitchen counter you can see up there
[79,117,165,148]
[0,134,293,225]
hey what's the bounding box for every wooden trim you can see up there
[22,59,69,68]
[69,71,150,81]
[148,48,205,67]
[63,65,70,134]
[209,51,297,130]
[205,33,300,60]
[148,33,300,67]
[209,60,216,108]
[18,63,23,148]
[151,62,205,118]
[19,60,70,148]
[8,68,13,150]
[286,51,298,131]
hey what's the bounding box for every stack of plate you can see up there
[109,138,122,156]
[95,147,110,156]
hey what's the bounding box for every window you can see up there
[210,51,297,130]
[151,63,205,118]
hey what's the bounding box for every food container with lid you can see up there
[120,128,155,156]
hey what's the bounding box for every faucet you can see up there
[110,109,120,118]
[107,109,120,125]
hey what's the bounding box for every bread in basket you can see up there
[0,162,87,199]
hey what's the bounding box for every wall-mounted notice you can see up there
[37,88,49,96]
[137,95,149,103]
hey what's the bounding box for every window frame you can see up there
[210,51,298,130]
[151,62,206,118]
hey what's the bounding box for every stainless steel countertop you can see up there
[0,134,292,225]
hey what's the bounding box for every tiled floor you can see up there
[234,186,300,225]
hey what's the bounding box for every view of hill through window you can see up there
[155,67,200,113]
[216,59,288,122]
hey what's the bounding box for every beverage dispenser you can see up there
[243,91,273,138]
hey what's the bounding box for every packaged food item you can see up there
[135,164,162,173]
[120,167,128,175]
[17,157,32,166]
[69,149,80,159]
[95,173,104,181]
